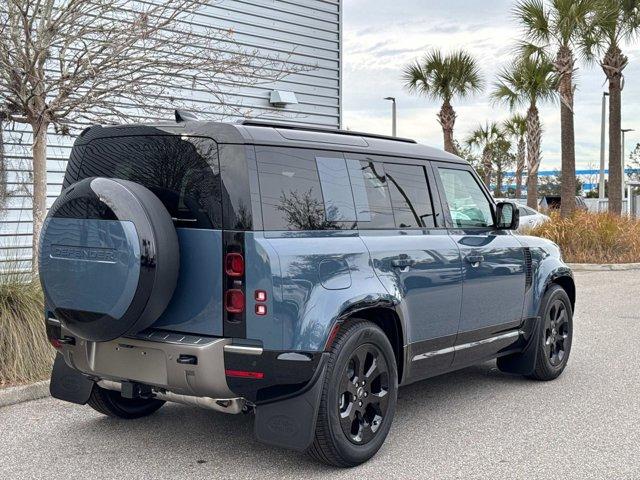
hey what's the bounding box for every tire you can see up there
[39,177,179,342]
[307,320,398,468]
[527,284,573,381]
[87,384,165,419]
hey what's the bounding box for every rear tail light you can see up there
[223,233,246,338]
[225,369,264,379]
[225,289,245,314]
[225,253,245,277]
[255,304,267,316]
[254,290,267,302]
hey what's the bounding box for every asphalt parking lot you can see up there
[1,270,639,479]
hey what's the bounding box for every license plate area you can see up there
[92,342,167,385]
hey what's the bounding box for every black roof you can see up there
[75,119,467,165]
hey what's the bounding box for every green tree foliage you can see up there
[492,54,558,209]
[403,50,484,155]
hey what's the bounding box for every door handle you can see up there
[465,254,485,267]
[391,258,416,270]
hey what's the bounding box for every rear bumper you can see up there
[58,329,235,399]
[51,317,325,405]
[54,328,324,406]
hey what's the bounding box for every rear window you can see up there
[78,135,222,229]
[385,163,435,228]
[255,147,437,231]
[345,158,395,229]
[256,146,347,231]
[316,157,357,224]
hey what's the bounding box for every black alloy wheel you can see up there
[338,344,390,444]
[544,298,570,367]
[307,319,398,467]
[525,284,573,381]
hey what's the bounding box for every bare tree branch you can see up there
[0,0,309,269]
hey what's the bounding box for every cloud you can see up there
[343,0,640,170]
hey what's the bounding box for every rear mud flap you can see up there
[50,353,95,405]
[254,356,327,452]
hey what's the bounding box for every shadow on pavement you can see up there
[75,360,535,475]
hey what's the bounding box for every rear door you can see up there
[431,163,526,367]
[74,133,225,336]
[350,155,463,381]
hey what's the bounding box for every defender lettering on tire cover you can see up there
[39,177,179,342]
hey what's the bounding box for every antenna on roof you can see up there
[175,110,198,123]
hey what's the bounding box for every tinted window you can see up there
[385,163,435,228]
[78,135,221,229]
[346,158,395,229]
[256,147,340,231]
[519,206,536,217]
[220,144,254,230]
[436,168,494,228]
[316,157,357,224]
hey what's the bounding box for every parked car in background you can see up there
[539,195,588,212]
[41,118,575,467]
[517,205,550,231]
[495,199,550,231]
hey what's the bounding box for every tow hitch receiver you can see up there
[120,381,154,399]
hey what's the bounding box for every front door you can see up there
[432,164,526,367]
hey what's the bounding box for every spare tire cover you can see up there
[39,177,179,342]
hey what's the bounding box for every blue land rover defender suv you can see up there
[41,117,575,467]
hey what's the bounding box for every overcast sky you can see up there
[342,0,640,171]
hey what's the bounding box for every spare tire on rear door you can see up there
[39,177,179,342]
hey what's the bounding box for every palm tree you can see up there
[503,114,528,199]
[466,122,502,188]
[492,137,516,198]
[492,55,557,209]
[587,1,640,214]
[403,50,484,155]
[515,0,597,218]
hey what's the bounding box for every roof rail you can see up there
[239,119,417,144]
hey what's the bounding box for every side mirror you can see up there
[496,202,520,230]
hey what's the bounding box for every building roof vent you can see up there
[269,90,299,108]
[175,110,198,122]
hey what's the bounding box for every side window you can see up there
[346,158,395,229]
[518,206,532,217]
[316,157,357,225]
[256,147,342,231]
[385,163,435,228]
[436,168,494,228]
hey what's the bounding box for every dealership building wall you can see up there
[0,0,342,270]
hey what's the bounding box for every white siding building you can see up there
[1,0,342,269]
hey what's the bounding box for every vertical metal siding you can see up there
[0,0,342,268]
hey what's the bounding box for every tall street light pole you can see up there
[384,97,397,137]
[599,92,609,200]
[622,128,634,213]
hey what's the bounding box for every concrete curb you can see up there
[0,381,50,409]
[568,263,640,271]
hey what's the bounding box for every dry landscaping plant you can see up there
[0,272,53,386]
[531,211,640,264]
